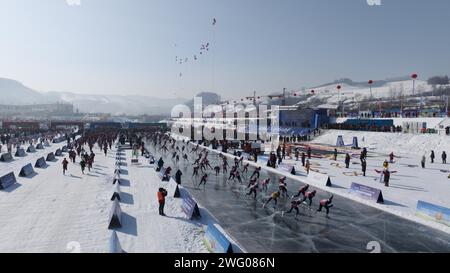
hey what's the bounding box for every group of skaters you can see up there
[149,131,335,219]
[61,131,117,176]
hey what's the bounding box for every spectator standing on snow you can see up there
[430,150,435,163]
[421,155,426,168]
[442,151,447,164]
[345,153,351,168]
[175,169,182,184]
[361,159,367,176]
[305,159,311,175]
[301,152,306,167]
[157,187,167,216]
[62,158,69,175]
[333,149,338,161]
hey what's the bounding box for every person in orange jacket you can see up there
[157,188,168,216]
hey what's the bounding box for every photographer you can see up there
[157,187,168,216]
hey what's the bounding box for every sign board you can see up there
[0,172,17,189]
[278,163,296,175]
[181,194,201,220]
[416,200,450,227]
[204,223,233,253]
[307,171,332,187]
[166,178,181,198]
[348,182,384,203]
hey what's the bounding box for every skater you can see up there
[442,151,447,164]
[250,166,261,180]
[361,158,367,176]
[333,148,338,161]
[263,191,280,208]
[307,146,312,159]
[192,165,200,177]
[285,199,302,218]
[278,176,288,197]
[421,155,426,168]
[80,159,86,174]
[301,152,306,167]
[299,190,316,208]
[157,187,167,216]
[317,194,334,216]
[293,184,309,198]
[214,165,220,176]
[261,178,270,192]
[242,163,249,174]
[198,173,208,189]
[175,169,182,184]
[246,179,258,199]
[430,150,435,163]
[62,158,69,175]
[345,153,351,168]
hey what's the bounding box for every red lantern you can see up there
[411,73,418,79]
[337,85,341,90]
[368,80,373,85]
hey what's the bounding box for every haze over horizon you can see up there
[0,0,449,99]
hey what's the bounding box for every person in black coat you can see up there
[345,153,351,168]
[175,169,182,184]
[383,169,390,187]
[361,158,367,176]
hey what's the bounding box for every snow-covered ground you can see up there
[0,142,217,253]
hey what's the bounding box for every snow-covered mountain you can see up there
[0,78,186,115]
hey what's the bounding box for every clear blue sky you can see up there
[0,0,449,99]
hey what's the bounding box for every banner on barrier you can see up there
[0,172,17,189]
[0,153,13,162]
[257,155,269,166]
[204,223,233,253]
[15,148,26,157]
[307,171,332,187]
[46,152,55,161]
[19,163,34,177]
[158,167,170,181]
[35,157,47,168]
[416,200,450,227]
[166,178,181,198]
[348,182,384,203]
[181,194,201,220]
[278,163,296,175]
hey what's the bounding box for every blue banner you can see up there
[416,200,450,227]
[204,223,233,253]
[348,182,384,203]
[181,194,201,219]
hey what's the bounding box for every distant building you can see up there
[0,103,74,118]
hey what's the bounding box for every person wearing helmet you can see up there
[292,184,309,199]
[317,194,334,215]
[284,199,302,218]
[250,166,261,180]
[198,173,208,189]
[299,190,317,208]
[263,191,280,208]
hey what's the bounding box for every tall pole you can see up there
[282,88,286,106]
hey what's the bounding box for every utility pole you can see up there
[282,88,286,106]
